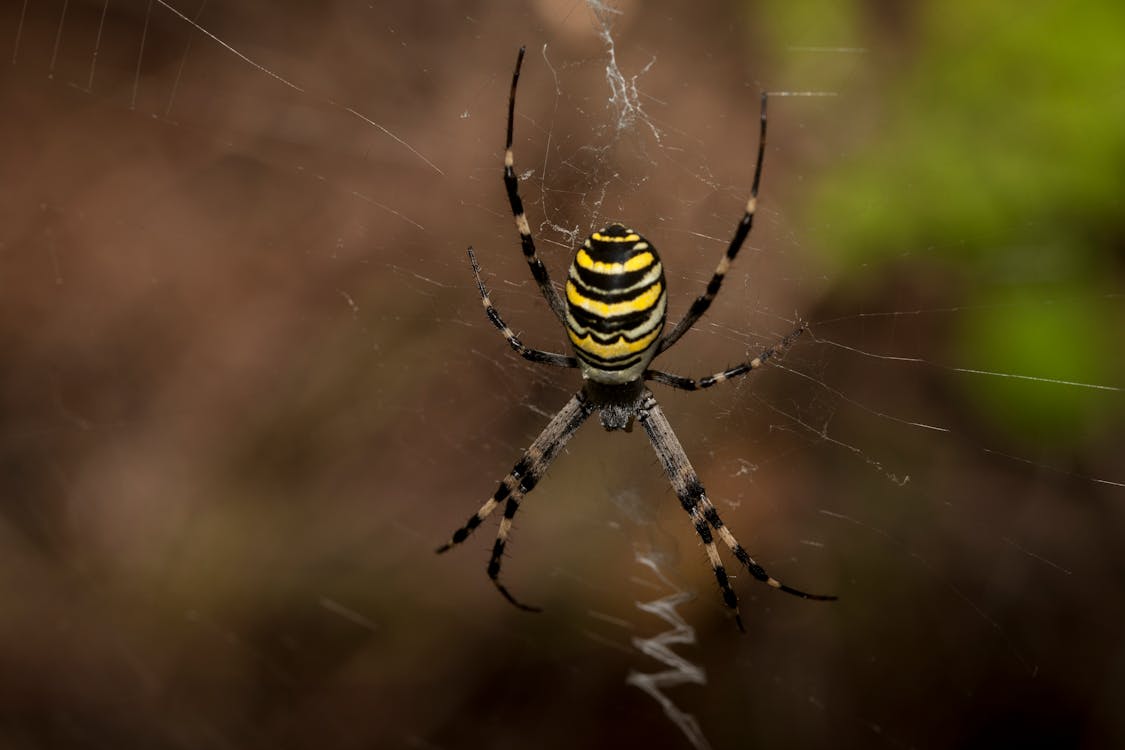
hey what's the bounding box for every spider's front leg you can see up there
[437,390,594,611]
[637,390,835,632]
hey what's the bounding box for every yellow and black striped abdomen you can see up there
[565,224,667,384]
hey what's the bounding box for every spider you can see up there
[438,47,836,632]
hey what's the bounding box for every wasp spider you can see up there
[438,47,836,632]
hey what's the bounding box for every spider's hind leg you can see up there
[645,320,807,392]
[656,91,772,355]
[502,46,568,323]
[467,246,577,370]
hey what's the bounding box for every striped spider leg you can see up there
[636,391,835,633]
[644,320,809,391]
[502,46,567,325]
[656,91,772,356]
[436,390,593,611]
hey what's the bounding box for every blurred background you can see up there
[2,0,1123,748]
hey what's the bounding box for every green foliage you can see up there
[756,0,864,89]
[784,0,1125,444]
[956,286,1118,448]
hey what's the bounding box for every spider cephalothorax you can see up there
[438,47,835,632]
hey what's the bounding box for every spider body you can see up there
[438,47,835,632]
[565,225,667,385]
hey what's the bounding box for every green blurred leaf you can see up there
[789,0,1125,444]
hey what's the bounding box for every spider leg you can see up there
[645,320,806,391]
[656,92,771,356]
[637,391,835,632]
[437,390,594,612]
[468,247,577,369]
[503,46,567,324]
[637,392,746,631]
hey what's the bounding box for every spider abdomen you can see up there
[564,224,667,384]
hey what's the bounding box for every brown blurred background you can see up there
[2,1,1123,748]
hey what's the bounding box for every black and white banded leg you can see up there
[437,390,594,610]
[637,391,835,631]
[503,46,567,325]
[657,92,771,355]
[468,246,577,369]
[645,320,807,392]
